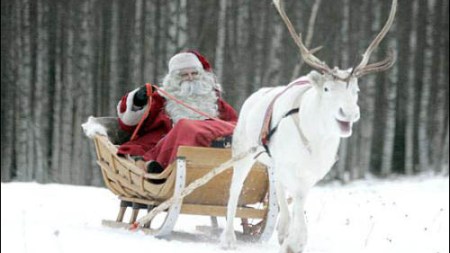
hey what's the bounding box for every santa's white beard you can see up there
[161,71,220,124]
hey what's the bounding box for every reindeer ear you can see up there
[308,70,325,87]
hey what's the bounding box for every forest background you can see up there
[1,0,448,186]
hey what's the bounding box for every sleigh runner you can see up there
[87,117,278,240]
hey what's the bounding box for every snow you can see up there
[2,175,448,253]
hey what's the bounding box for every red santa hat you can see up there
[168,50,212,73]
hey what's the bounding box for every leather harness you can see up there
[259,79,311,156]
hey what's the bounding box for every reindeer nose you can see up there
[339,107,360,122]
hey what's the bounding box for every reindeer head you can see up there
[274,0,397,138]
[307,68,359,137]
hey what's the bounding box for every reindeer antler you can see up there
[273,0,331,74]
[353,0,397,77]
[273,0,397,79]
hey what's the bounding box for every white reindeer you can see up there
[220,0,397,252]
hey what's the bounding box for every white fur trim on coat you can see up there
[81,116,107,139]
[117,88,148,126]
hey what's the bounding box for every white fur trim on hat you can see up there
[116,88,148,126]
[168,52,203,73]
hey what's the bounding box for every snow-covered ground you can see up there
[1,175,448,253]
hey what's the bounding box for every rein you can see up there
[130,83,153,141]
[153,85,236,128]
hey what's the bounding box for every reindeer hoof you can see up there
[280,242,304,253]
[278,233,287,245]
[286,247,302,253]
[220,231,237,250]
[277,222,289,245]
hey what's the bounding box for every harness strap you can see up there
[265,108,300,143]
[263,108,300,156]
[260,79,310,149]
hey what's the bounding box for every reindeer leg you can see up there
[220,157,255,249]
[280,191,309,253]
[276,182,290,245]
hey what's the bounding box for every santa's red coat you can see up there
[116,90,237,168]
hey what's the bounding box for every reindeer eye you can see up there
[324,87,329,92]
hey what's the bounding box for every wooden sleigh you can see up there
[88,117,278,241]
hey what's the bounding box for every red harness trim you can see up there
[260,79,310,146]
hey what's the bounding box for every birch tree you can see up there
[394,0,414,174]
[336,0,352,181]
[168,0,188,55]
[143,0,156,84]
[50,1,64,182]
[59,1,75,184]
[431,0,449,173]
[1,0,15,181]
[72,0,94,184]
[15,0,33,180]
[379,0,397,177]
[413,0,429,172]
[108,0,121,116]
[34,0,50,183]
[357,0,376,177]
[214,0,227,82]
[131,0,144,86]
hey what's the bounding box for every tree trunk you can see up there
[1,0,15,181]
[34,0,49,183]
[413,0,429,172]
[15,0,33,180]
[143,0,156,84]
[336,0,351,181]
[71,0,93,185]
[357,0,375,178]
[214,0,227,82]
[432,0,449,174]
[393,0,414,174]
[131,0,144,86]
[108,0,120,116]
[59,1,75,184]
[379,0,396,177]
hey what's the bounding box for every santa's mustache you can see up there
[178,80,213,96]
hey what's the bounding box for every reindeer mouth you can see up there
[336,119,352,134]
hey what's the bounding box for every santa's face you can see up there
[161,67,221,124]
[163,67,220,96]
[179,68,200,81]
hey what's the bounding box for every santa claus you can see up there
[116,50,237,180]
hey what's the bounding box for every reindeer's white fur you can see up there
[221,70,360,253]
